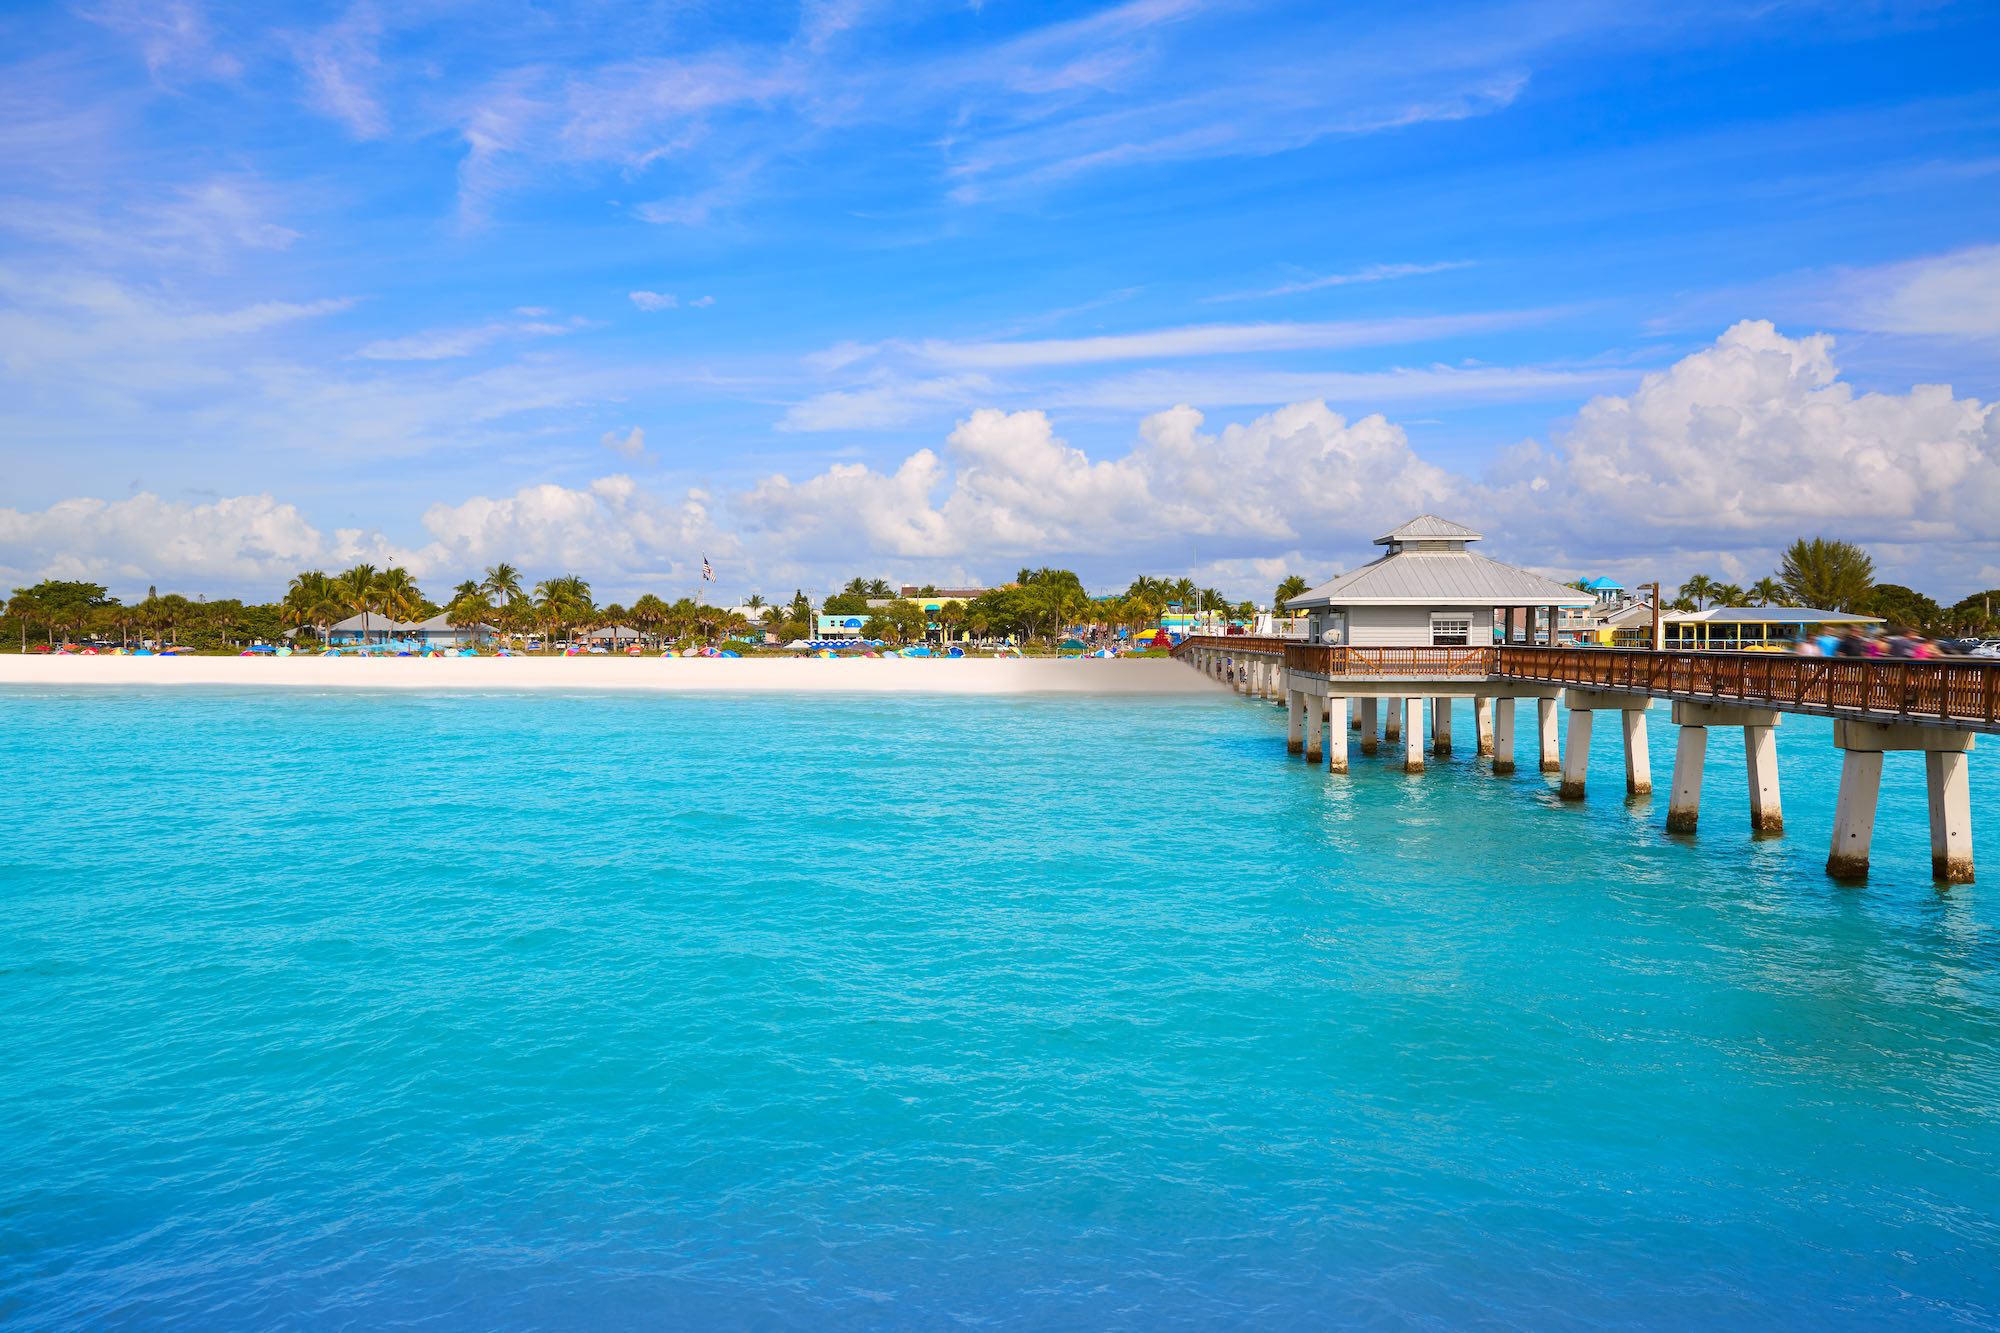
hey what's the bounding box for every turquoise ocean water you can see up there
[1,685,1996,1329]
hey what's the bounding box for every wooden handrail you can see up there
[1171,636,2000,729]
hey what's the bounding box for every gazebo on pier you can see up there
[1283,515,1596,648]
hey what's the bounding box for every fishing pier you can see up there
[1172,637,1993,884]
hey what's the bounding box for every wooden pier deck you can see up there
[1170,636,1993,883]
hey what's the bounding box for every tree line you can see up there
[2,564,1263,652]
[818,572,1264,646]
[1669,538,1998,633]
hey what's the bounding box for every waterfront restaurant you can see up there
[1661,606,1882,650]
[1284,515,1597,647]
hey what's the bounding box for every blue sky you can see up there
[3,0,1998,602]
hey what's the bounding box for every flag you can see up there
[701,554,714,582]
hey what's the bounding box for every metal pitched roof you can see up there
[1286,550,1598,609]
[1373,514,1483,545]
[1663,607,1882,625]
[328,612,415,632]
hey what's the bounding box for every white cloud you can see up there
[0,491,402,591]
[293,5,389,139]
[354,314,574,361]
[911,310,1554,369]
[629,290,678,310]
[420,475,736,582]
[756,323,2000,595]
[748,399,1456,565]
[779,373,994,431]
[601,426,647,459]
[1842,244,2000,340]
[82,0,241,82]
[1206,261,1474,303]
[1488,320,2000,574]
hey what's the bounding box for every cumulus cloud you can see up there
[0,491,403,590]
[420,475,736,581]
[750,321,1999,593]
[6,323,1993,603]
[747,399,1457,565]
[1508,319,2000,549]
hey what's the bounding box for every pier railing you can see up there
[1495,647,2000,728]
[1282,645,1497,677]
[1172,636,2000,730]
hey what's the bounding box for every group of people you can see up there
[1804,626,1954,659]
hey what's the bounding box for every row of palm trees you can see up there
[280,563,763,649]
[1672,573,1789,610]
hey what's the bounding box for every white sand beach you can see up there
[0,654,1224,696]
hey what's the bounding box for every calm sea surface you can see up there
[1,686,1996,1330]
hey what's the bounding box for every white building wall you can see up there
[1343,605,1494,647]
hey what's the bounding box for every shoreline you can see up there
[0,654,1225,696]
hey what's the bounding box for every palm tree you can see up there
[1274,575,1310,612]
[630,593,669,647]
[1780,537,1874,611]
[337,564,381,641]
[1709,582,1750,608]
[374,567,426,625]
[1749,577,1786,607]
[283,570,345,646]
[445,586,495,648]
[6,588,42,653]
[533,574,594,648]
[482,563,523,604]
[1677,574,1716,609]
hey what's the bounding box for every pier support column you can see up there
[1827,749,1883,882]
[1432,698,1453,755]
[1385,698,1401,743]
[1559,708,1593,800]
[1403,698,1425,773]
[1927,750,1974,884]
[1746,725,1782,834]
[1475,697,1494,757]
[1286,689,1304,754]
[1622,709,1652,796]
[1326,698,1349,773]
[1537,697,1560,773]
[1667,725,1706,833]
[1829,721,1975,884]
[1492,698,1516,775]
[1304,693,1324,764]
[1360,698,1379,756]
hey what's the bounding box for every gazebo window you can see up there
[1430,614,1472,647]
